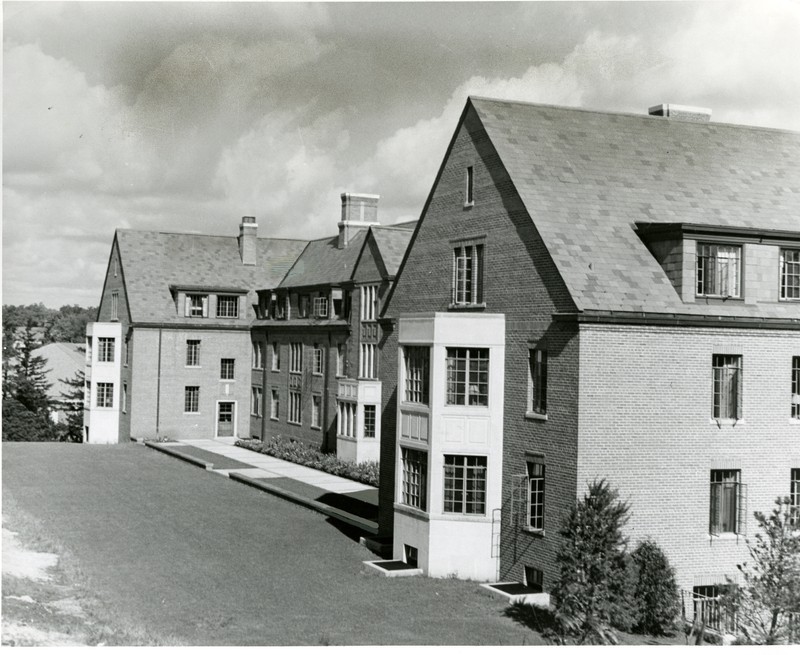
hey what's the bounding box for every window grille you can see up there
[404,346,430,404]
[443,455,487,515]
[313,346,323,375]
[710,470,746,535]
[313,296,328,318]
[712,354,742,419]
[184,386,199,413]
[216,295,239,318]
[220,358,235,381]
[186,340,200,367]
[290,343,303,373]
[401,448,427,510]
[360,285,378,321]
[692,585,737,634]
[96,382,114,408]
[360,343,377,379]
[696,244,741,297]
[186,294,207,318]
[792,356,800,419]
[98,337,115,363]
[446,347,489,406]
[781,249,800,300]
[527,459,545,531]
[452,244,484,305]
[337,401,356,438]
[288,390,302,424]
[363,405,376,438]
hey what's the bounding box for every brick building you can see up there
[378,97,800,623]
[84,218,307,443]
[250,194,414,462]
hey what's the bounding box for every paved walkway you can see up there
[145,438,380,535]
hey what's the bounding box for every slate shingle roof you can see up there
[278,231,370,289]
[116,230,308,323]
[370,224,417,277]
[470,97,800,319]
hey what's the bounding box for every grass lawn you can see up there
[2,443,540,646]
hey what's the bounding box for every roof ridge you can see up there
[469,95,800,136]
[116,228,309,243]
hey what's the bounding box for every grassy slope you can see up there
[2,443,539,646]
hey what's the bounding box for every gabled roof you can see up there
[469,97,800,319]
[116,230,307,323]
[277,231,370,289]
[369,224,417,277]
[31,342,84,399]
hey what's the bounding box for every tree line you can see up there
[2,303,96,442]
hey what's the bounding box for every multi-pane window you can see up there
[314,296,329,318]
[313,345,323,375]
[251,386,262,417]
[363,405,376,438]
[98,337,115,363]
[780,249,800,300]
[216,295,239,318]
[184,386,199,413]
[446,348,489,406]
[220,358,235,381]
[791,469,800,525]
[401,448,427,511]
[311,395,322,428]
[710,469,744,535]
[186,340,200,367]
[336,343,345,377]
[96,382,114,408]
[272,342,280,371]
[528,349,547,415]
[792,356,800,419]
[290,343,303,373]
[712,354,742,419]
[693,586,736,634]
[252,341,264,369]
[360,343,377,379]
[360,285,378,321]
[338,401,356,438]
[452,243,484,306]
[186,294,207,318]
[111,292,119,321]
[270,389,279,419]
[404,346,430,404]
[465,166,474,205]
[527,458,545,531]
[288,391,302,424]
[443,455,487,515]
[696,243,741,298]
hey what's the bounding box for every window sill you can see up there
[183,412,200,416]
[525,411,548,421]
[708,532,742,540]
[337,434,356,442]
[185,365,201,369]
[790,418,800,425]
[313,373,323,377]
[695,295,744,304]
[271,368,280,373]
[394,503,429,521]
[463,201,474,209]
[220,380,236,383]
[270,417,279,422]
[779,298,800,302]
[311,425,321,431]
[522,527,545,537]
[287,421,302,426]
[447,303,486,311]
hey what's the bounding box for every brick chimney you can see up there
[648,104,711,123]
[238,216,258,266]
[338,193,380,249]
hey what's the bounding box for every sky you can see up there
[3,0,800,308]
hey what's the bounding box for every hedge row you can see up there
[235,437,379,488]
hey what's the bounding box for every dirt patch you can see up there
[2,528,58,581]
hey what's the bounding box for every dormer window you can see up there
[314,296,329,318]
[216,295,239,318]
[186,294,208,318]
[780,249,800,300]
[696,244,741,298]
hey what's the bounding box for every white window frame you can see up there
[709,469,745,535]
[97,337,115,363]
[363,405,376,439]
[404,346,430,405]
[780,249,800,301]
[712,354,742,420]
[311,394,322,428]
[252,341,264,370]
[186,339,200,367]
[290,343,303,373]
[184,386,200,414]
[313,345,323,375]
[96,382,114,408]
[401,447,427,511]
[451,243,484,306]
[186,294,208,318]
[337,400,356,438]
[360,343,377,379]
[443,454,487,515]
[527,457,545,532]
[288,390,302,424]
[111,291,119,321]
[216,295,239,319]
[696,243,741,298]
[360,285,378,322]
[446,347,489,406]
[314,296,329,318]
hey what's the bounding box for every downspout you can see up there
[155,324,163,438]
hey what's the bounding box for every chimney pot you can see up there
[239,216,258,266]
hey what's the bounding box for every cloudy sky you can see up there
[3,1,800,308]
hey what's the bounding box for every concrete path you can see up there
[145,438,379,535]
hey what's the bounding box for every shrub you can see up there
[551,479,634,644]
[236,437,379,487]
[2,398,58,441]
[630,539,680,635]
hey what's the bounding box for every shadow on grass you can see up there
[316,490,378,522]
[502,602,560,642]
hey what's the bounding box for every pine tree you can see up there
[720,497,800,644]
[58,370,87,443]
[551,479,634,644]
[11,320,52,414]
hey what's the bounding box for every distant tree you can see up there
[2,398,58,441]
[9,321,52,414]
[551,479,634,644]
[57,370,86,443]
[720,497,800,644]
[45,305,97,343]
[630,539,681,635]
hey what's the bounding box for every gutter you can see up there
[552,311,800,331]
